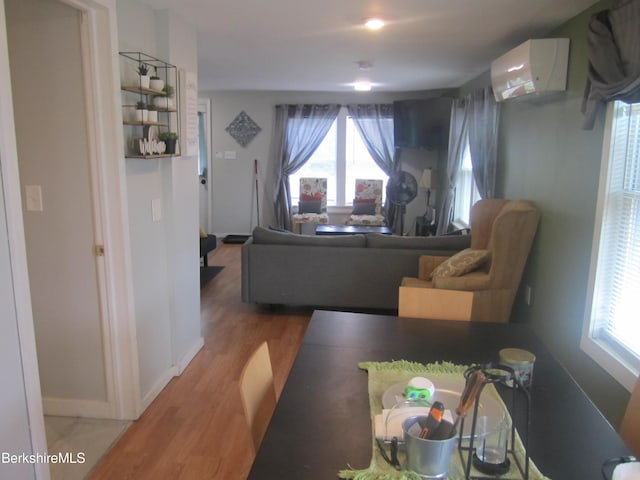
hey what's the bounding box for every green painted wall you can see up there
[460,0,630,427]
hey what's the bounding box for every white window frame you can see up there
[290,107,388,208]
[581,101,640,392]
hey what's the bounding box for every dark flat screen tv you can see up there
[393,97,452,150]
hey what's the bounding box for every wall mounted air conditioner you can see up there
[491,38,570,102]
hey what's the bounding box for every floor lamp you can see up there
[419,168,435,224]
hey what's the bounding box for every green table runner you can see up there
[338,360,551,480]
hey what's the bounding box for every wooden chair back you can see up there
[620,376,640,457]
[240,341,276,451]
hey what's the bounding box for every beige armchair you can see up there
[399,199,540,323]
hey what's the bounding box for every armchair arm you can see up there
[417,255,449,280]
[432,271,491,291]
[398,285,513,323]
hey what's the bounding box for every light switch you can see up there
[151,198,162,222]
[25,185,43,212]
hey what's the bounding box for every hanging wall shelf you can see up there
[119,51,180,158]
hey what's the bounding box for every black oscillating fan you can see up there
[386,171,418,235]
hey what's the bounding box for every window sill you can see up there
[328,206,352,214]
[451,219,470,230]
[292,206,354,215]
[580,335,639,391]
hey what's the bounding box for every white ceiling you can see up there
[137,0,599,92]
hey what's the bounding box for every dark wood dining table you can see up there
[247,310,630,479]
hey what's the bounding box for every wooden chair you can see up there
[347,178,385,226]
[620,376,640,457]
[240,341,277,451]
[291,177,329,233]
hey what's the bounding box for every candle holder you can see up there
[458,363,531,480]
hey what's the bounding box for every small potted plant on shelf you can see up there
[149,66,164,91]
[135,100,148,123]
[137,63,150,89]
[146,103,158,123]
[158,131,178,154]
[153,84,175,110]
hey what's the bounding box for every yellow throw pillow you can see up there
[431,248,490,278]
[199,227,207,238]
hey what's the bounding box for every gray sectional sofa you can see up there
[241,226,470,311]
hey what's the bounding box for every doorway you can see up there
[7,0,110,414]
[5,0,137,476]
[198,98,212,233]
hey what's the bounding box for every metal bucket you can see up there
[402,416,457,479]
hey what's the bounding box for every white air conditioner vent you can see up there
[491,38,570,102]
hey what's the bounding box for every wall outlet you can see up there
[524,285,532,306]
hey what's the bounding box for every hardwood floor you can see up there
[88,243,312,480]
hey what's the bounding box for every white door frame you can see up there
[0,1,49,477]
[59,0,141,420]
[198,97,212,233]
[2,0,139,460]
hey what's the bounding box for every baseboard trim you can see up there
[137,338,204,414]
[139,367,177,413]
[178,337,204,374]
[43,397,113,419]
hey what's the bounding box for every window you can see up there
[582,100,640,391]
[452,139,481,226]
[290,107,388,207]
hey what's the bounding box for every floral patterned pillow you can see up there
[431,248,490,278]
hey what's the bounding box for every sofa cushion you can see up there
[366,233,471,250]
[431,248,490,278]
[252,226,366,247]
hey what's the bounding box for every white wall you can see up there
[157,9,201,368]
[202,90,447,236]
[116,0,202,402]
[7,0,108,403]
[458,0,628,425]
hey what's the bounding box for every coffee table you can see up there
[315,225,392,235]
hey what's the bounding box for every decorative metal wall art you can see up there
[225,110,261,147]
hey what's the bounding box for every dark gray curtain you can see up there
[273,104,340,229]
[468,86,500,199]
[346,104,395,173]
[346,104,401,228]
[437,97,468,235]
[582,0,640,129]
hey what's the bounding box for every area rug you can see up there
[200,266,224,288]
[338,360,550,480]
[222,234,250,244]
